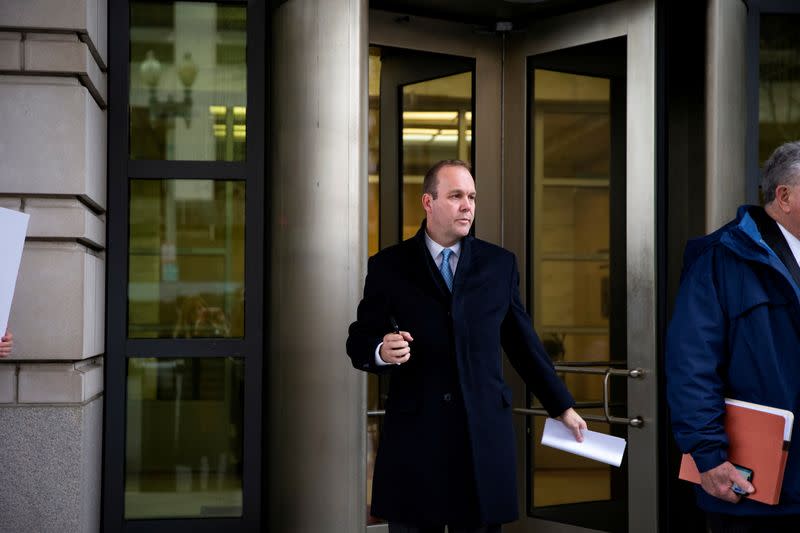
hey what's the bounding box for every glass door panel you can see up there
[509,3,657,531]
[366,45,474,526]
[401,72,473,239]
[530,66,627,532]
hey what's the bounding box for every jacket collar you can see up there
[720,205,800,300]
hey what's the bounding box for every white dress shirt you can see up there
[374,232,462,366]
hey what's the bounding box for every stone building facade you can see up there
[0,1,107,531]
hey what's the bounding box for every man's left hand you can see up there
[557,407,587,442]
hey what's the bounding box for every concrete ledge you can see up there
[24,33,107,107]
[9,242,105,360]
[0,32,21,70]
[25,198,105,249]
[18,359,102,404]
[0,0,108,69]
[0,76,106,209]
[0,364,16,404]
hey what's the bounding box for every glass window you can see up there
[110,0,262,527]
[129,1,247,161]
[759,14,800,186]
[128,179,245,338]
[125,357,244,519]
[401,72,472,240]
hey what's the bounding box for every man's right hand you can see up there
[379,331,413,365]
[699,461,754,503]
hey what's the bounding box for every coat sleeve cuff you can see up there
[542,389,575,419]
[692,447,728,473]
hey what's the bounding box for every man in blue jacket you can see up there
[667,141,800,531]
[347,160,586,533]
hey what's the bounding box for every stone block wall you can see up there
[0,1,107,531]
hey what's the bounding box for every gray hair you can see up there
[762,141,800,203]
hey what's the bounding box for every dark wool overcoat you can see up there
[347,223,574,526]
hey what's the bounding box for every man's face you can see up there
[422,165,476,247]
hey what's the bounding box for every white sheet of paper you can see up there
[0,207,30,336]
[541,417,627,467]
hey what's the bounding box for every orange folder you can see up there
[679,398,794,505]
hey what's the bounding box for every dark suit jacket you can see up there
[347,223,574,526]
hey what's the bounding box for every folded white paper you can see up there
[0,207,30,336]
[541,418,627,467]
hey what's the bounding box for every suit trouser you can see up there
[388,523,500,533]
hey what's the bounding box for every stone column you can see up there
[0,1,107,532]
[269,0,367,530]
[706,0,747,231]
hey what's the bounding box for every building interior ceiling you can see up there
[369,0,615,27]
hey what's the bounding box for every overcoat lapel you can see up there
[452,233,473,294]
[413,222,452,301]
[452,234,474,384]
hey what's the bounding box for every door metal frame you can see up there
[503,1,657,531]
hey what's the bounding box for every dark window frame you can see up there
[104,0,266,530]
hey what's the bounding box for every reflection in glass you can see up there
[125,357,244,519]
[128,179,245,338]
[368,47,382,257]
[402,72,472,239]
[759,15,800,183]
[530,69,626,520]
[366,46,386,525]
[130,1,247,160]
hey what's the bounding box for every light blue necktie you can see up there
[440,248,454,292]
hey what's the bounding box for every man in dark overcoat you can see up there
[347,160,586,533]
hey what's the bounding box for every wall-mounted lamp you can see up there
[140,50,198,127]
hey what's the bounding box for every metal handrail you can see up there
[369,400,621,417]
[519,365,645,427]
[553,360,627,368]
[554,365,644,378]
[368,367,646,427]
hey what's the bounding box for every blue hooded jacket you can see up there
[667,205,800,515]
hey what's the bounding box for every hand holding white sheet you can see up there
[541,417,627,467]
[0,207,30,335]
